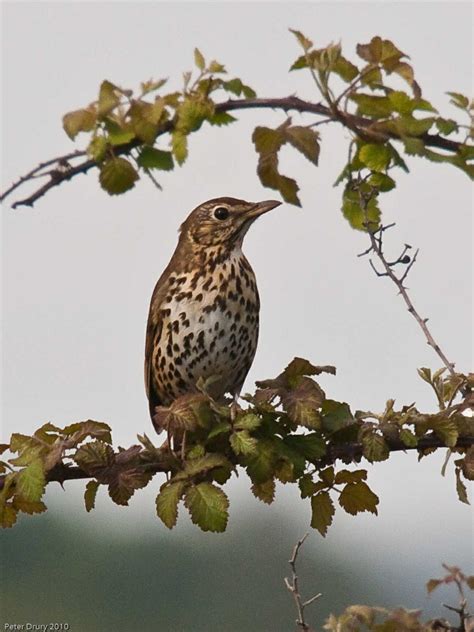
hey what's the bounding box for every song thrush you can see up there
[144,196,281,430]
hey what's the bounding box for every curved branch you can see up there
[1,96,465,210]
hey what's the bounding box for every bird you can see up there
[144,196,281,432]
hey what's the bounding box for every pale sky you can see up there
[1,0,473,622]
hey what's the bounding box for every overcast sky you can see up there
[1,0,472,621]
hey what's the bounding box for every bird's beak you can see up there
[245,199,282,219]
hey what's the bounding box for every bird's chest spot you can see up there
[158,252,259,391]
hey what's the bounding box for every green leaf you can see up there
[447,92,469,110]
[194,48,205,71]
[230,431,258,456]
[333,56,359,82]
[98,80,120,118]
[399,428,418,448]
[251,479,275,504]
[207,112,237,126]
[137,147,174,171]
[178,454,231,480]
[74,440,115,475]
[12,498,47,515]
[234,413,261,431]
[387,91,414,115]
[299,474,317,498]
[342,185,381,232]
[84,480,100,512]
[334,469,367,484]
[339,481,379,515]
[350,94,393,119]
[244,439,276,484]
[171,131,188,165]
[184,482,229,532]
[403,137,426,156]
[285,126,320,166]
[311,491,335,536]
[284,434,326,462]
[368,172,396,192]
[321,400,354,433]
[435,117,459,136]
[432,418,458,448]
[362,433,389,462]
[104,119,136,146]
[156,481,186,529]
[208,60,226,74]
[0,504,18,529]
[289,29,313,51]
[455,468,469,505]
[16,459,45,502]
[359,143,391,171]
[63,108,96,140]
[207,421,231,440]
[99,158,139,195]
[282,378,325,428]
[87,136,108,162]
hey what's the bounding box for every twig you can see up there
[358,190,458,377]
[1,96,464,209]
[284,533,321,632]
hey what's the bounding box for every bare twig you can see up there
[1,96,464,209]
[284,533,321,632]
[357,189,458,378]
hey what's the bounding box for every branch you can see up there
[284,533,321,632]
[1,96,464,209]
[1,432,472,492]
[358,211,458,377]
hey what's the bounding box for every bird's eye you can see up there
[213,206,230,221]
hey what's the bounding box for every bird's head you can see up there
[179,197,281,249]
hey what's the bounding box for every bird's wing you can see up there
[144,270,170,419]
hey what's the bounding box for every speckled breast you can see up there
[151,249,260,404]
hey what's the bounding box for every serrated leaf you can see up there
[289,29,313,51]
[257,152,300,206]
[0,504,18,529]
[362,433,389,462]
[311,491,335,536]
[399,428,418,448]
[339,481,379,515]
[455,468,469,505]
[12,498,47,515]
[207,111,237,126]
[333,56,359,82]
[321,400,354,433]
[334,469,367,484]
[350,94,393,119]
[98,80,120,118]
[299,474,317,498]
[447,92,469,110]
[342,185,381,232]
[99,158,139,195]
[432,418,458,448]
[87,136,108,162]
[251,479,275,504]
[137,147,174,171]
[178,454,231,480]
[84,480,100,512]
[284,433,326,462]
[209,60,226,74]
[359,143,391,171]
[207,421,232,440]
[403,137,426,156]
[426,579,442,594]
[184,482,229,532]
[244,439,276,484]
[104,119,136,146]
[171,131,188,165]
[285,126,320,166]
[368,172,396,192]
[63,108,96,140]
[62,420,113,445]
[16,459,45,502]
[230,431,258,456]
[234,413,261,431]
[156,480,186,529]
[194,47,205,71]
[282,378,324,428]
[74,440,115,475]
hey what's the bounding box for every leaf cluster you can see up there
[1,359,472,534]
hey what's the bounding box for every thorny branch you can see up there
[357,188,458,378]
[0,96,464,210]
[284,533,321,632]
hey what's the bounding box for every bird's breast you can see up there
[153,249,260,401]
